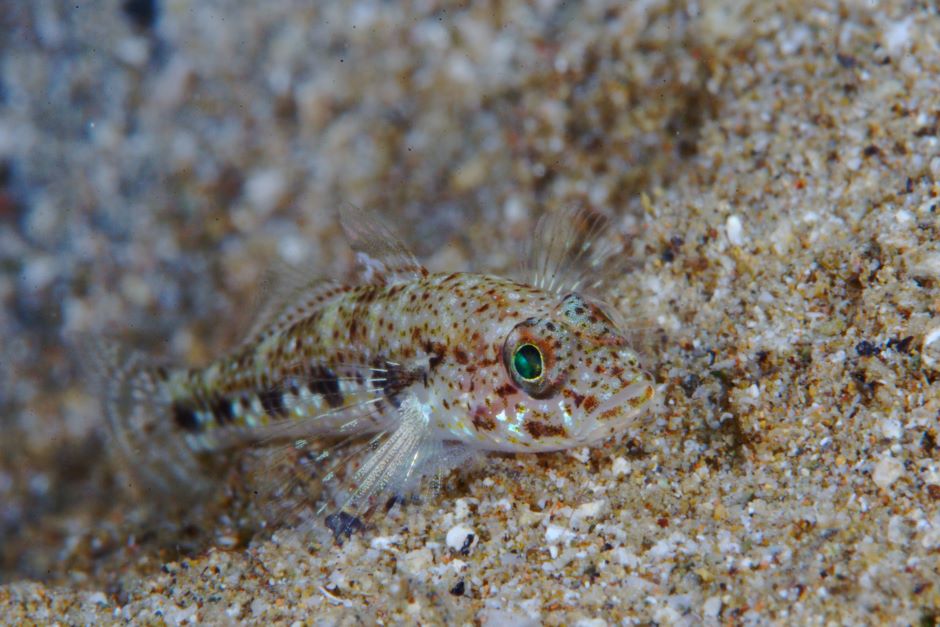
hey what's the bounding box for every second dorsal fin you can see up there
[243,263,344,343]
[340,203,428,285]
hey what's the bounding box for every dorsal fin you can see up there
[243,262,342,343]
[242,205,425,344]
[523,206,632,298]
[340,203,427,285]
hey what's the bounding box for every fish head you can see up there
[494,292,655,449]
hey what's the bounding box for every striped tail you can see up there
[77,336,212,499]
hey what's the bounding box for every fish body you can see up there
[92,207,655,530]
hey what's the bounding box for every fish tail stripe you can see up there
[308,366,344,408]
[172,402,201,432]
[210,395,234,424]
[258,387,288,417]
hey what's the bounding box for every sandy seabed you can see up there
[1,1,939,624]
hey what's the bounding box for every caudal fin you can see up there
[76,335,210,499]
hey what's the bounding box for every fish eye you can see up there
[502,319,565,399]
[512,343,543,382]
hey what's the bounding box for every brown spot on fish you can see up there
[495,382,516,398]
[358,285,380,303]
[472,407,496,431]
[524,420,567,439]
[628,386,655,408]
[454,347,469,365]
[425,341,446,369]
[563,388,585,408]
[582,395,599,413]
[378,360,423,401]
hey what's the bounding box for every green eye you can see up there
[512,344,543,381]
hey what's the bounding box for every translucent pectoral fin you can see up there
[341,394,432,510]
[319,394,473,540]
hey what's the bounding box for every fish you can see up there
[85,205,656,538]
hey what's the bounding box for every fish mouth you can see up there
[596,379,653,416]
[576,379,655,443]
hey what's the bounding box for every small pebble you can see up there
[873,454,904,489]
[446,525,476,554]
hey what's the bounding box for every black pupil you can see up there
[513,344,543,380]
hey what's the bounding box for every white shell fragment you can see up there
[446,524,477,553]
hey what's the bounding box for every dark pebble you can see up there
[855,340,880,357]
[325,511,364,541]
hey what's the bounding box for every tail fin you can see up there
[76,335,211,500]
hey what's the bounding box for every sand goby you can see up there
[87,206,656,535]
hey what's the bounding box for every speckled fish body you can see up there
[168,272,653,454]
[93,206,655,526]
